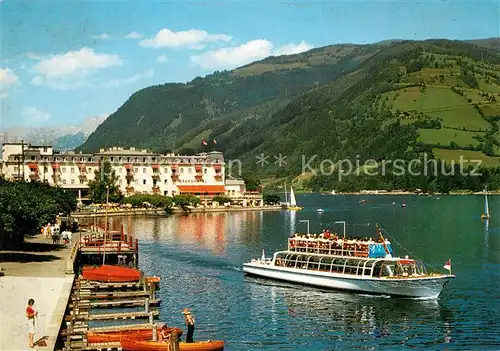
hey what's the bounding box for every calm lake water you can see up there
[106,194,500,350]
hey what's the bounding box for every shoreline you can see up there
[72,205,282,218]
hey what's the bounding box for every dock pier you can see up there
[58,227,165,351]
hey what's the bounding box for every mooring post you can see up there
[149,311,153,324]
[145,298,150,313]
[152,323,158,341]
[170,330,180,351]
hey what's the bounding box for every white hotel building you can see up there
[1,143,229,199]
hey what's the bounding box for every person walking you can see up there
[26,298,38,348]
[182,308,195,343]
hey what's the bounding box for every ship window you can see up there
[383,264,395,277]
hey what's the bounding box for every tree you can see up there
[263,194,281,205]
[243,175,261,191]
[88,158,123,203]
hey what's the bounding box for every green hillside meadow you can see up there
[80,39,500,192]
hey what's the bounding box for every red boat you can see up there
[87,327,182,343]
[121,338,224,351]
[82,265,141,282]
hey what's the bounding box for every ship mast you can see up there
[376,224,390,255]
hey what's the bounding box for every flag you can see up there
[213,139,217,144]
[202,140,208,146]
[443,259,451,271]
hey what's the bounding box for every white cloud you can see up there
[0,68,19,98]
[139,27,231,49]
[190,40,273,69]
[274,40,313,56]
[91,33,110,40]
[157,55,168,63]
[125,32,143,39]
[22,107,51,124]
[190,40,313,70]
[33,47,121,78]
[31,47,121,90]
[103,69,154,88]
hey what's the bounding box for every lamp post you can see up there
[299,220,310,235]
[335,221,346,239]
[103,185,109,265]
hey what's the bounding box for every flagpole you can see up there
[449,258,452,275]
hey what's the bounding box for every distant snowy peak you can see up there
[3,115,107,150]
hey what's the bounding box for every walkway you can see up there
[0,234,79,350]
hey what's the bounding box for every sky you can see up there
[0,0,499,131]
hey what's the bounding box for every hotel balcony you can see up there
[126,186,135,195]
[214,174,223,181]
[195,174,203,181]
[52,173,61,182]
[152,173,160,181]
[171,173,179,182]
[152,186,160,194]
[79,174,87,183]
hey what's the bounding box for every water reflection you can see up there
[244,276,454,349]
[114,211,265,254]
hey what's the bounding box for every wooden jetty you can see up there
[61,225,162,351]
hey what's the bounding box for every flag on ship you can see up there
[202,140,208,146]
[443,259,451,271]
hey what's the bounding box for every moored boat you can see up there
[82,265,141,282]
[120,338,224,351]
[87,327,182,343]
[243,223,454,299]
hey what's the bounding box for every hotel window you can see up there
[135,157,138,162]
[88,157,92,162]
[135,167,139,173]
[180,168,184,173]
[188,168,192,173]
[127,157,130,162]
[71,179,75,184]
[80,158,84,162]
[204,169,207,174]
[70,167,75,174]
[63,179,67,184]
[164,168,168,173]
[143,168,146,173]
[118,179,122,185]
[164,179,168,184]
[135,179,138,185]
[62,167,66,173]
[14,166,18,172]
[43,148,48,153]
[118,168,122,173]
[87,167,91,173]
[110,157,114,162]
[31,156,36,161]
[143,157,146,162]
[152,157,156,162]
[143,179,146,185]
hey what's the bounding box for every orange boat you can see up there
[121,338,224,351]
[87,327,182,343]
[82,265,142,282]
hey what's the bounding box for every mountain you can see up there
[80,39,500,192]
[4,115,107,151]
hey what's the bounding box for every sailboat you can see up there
[481,187,490,219]
[287,186,303,211]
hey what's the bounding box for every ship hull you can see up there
[243,263,453,299]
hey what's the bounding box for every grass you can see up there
[233,62,309,77]
[462,90,490,104]
[432,148,500,167]
[476,76,500,94]
[417,128,483,147]
[177,129,213,150]
[426,106,491,131]
[480,104,500,117]
[387,87,469,112]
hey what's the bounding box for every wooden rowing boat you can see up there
[82,265,141,282]
[87,327,182,343]
[121,338,224,351]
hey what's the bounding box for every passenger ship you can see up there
[243,225,454,299]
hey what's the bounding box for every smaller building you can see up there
[225,177,246,198]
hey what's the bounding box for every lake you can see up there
[106,194,500,350]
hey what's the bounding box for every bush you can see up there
[263,194,281,205]
[122,194,173,208]
[212,195,232,204]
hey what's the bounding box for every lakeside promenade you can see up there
[0,235,77,350]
